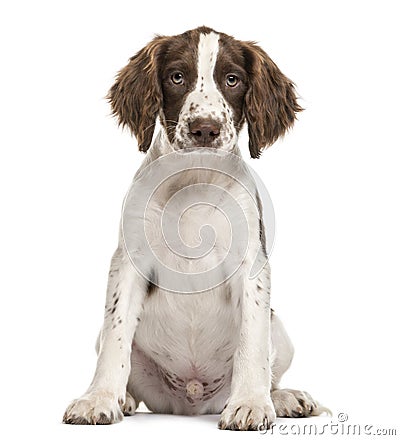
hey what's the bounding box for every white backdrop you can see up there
[1,1,399,439]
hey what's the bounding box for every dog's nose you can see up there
[189,118,221,145]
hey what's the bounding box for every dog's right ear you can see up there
[107,36,167,152]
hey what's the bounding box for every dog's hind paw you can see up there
[271,389,331,418]
[121,391,137,416]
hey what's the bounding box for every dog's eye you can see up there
[171,72,184,85]
[226,74,239,87]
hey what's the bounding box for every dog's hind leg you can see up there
[270,310,294,390]
[270,311,330,418]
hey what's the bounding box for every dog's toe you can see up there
[271,389,330,418]
[121,391,137,416]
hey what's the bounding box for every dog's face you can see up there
[160,30,248,154]
[108,27,302,158]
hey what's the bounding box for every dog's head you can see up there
[108,27,302,158]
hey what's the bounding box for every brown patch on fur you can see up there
[214,33,249,131]
[160,27,220,143]
[147,281,157,295]
[256,191,267,254]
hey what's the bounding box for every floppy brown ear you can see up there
[107,36,167,152]
[242,42,303,158]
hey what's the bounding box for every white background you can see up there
[1,0,399,439]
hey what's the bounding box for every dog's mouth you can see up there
[171,134,222,151]
[182,138,220,149]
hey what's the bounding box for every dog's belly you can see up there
[131,285,241,414]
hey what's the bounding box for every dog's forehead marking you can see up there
[173,30,236,152]
[196,32,220,92]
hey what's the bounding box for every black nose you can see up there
[189,118,221,145]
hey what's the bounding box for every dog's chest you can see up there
[136,170,257,276]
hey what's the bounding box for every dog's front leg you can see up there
[63,247,147,425]
[218,264,276,431]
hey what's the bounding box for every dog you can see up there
[63,26,327,430]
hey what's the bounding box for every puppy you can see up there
[63,26,327,430]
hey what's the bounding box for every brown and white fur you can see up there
[63,27,327,430]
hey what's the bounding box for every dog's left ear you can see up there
[242,42,303,158]
[107,36,167,152]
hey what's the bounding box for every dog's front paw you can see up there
[63,390,124,425]
[218,396,276,431]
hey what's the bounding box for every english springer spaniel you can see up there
[63,26,328,430]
